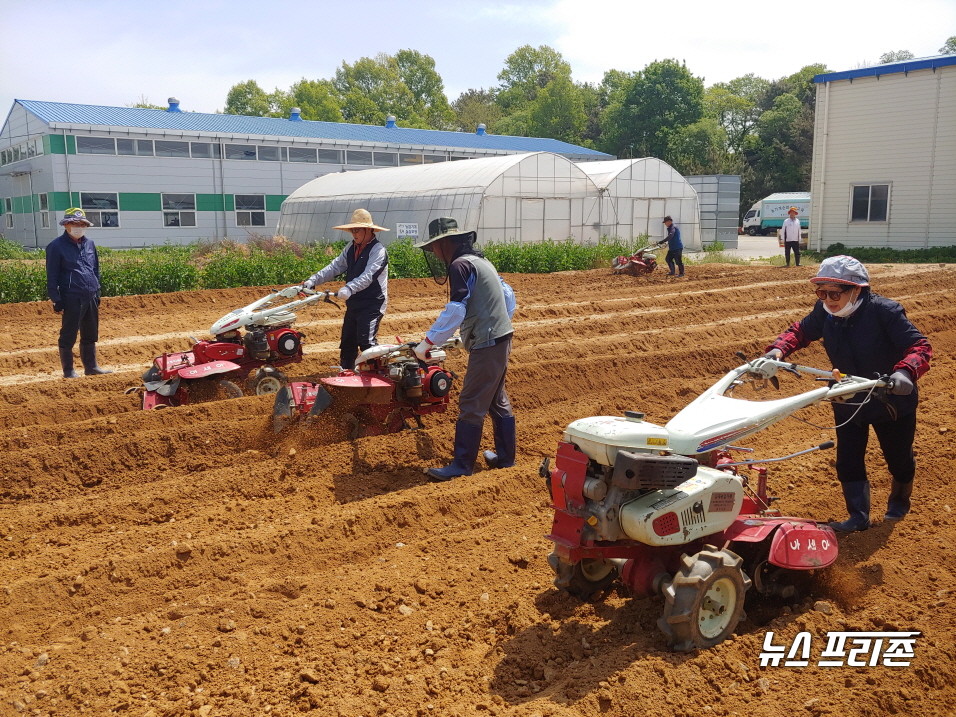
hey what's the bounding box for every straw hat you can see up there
[788,207,799,215]
[332,208,389,232]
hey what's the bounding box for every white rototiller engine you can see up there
[543,354,891,651]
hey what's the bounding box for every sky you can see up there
[2,0,954,117]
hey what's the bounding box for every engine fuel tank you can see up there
[619,467,744,547]
[563,414,670,466]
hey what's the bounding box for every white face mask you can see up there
[67,226,86,239]
[823,294,862,318]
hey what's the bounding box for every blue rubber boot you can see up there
[829,481,871,532]
[427,420,482,482]
[483,415,516,469]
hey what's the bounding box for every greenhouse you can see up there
[577,158,702,249]
[278,152,601,245]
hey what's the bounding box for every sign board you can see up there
[396,223,419,238]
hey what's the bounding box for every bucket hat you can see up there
[58,207,93,227]
[414,217,472,249]
[332,208,389,232]
[810,255,870,287]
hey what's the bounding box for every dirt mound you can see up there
[1,263,955,716]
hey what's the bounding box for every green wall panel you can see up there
[49,192,72,211]
[224,195,235,212]
[266,195,287,212]
[70,192,80,207]
[196,194,225,212]
[118,193,161,211]
[66,135,76,154]
[45,134,67,154]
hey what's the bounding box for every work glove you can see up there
[413,338,433,361]
[52,301,63,313]
[889,370,914,396]
[337,286,352,301]
[763,348,783,360]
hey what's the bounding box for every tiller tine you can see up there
[308,386,334,417]
[272,386,295,434]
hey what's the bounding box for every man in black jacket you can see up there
[45,208,111,378]
[296,209,389,370]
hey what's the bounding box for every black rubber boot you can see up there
[59,347,79,379]
[427,420,482,482]
[483,415,516,469]
[80,344,112,375]
[829,481,871,532]
[884,480,913,520]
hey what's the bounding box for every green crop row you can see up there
[0,236,652,304]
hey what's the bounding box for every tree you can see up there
[395,49,456,130]
[704,74,770,153]
[333,51,452,129]
[665,118,735,175]
[879,50,915,64]
[496,45,572,112]
[128,96,167,110]
[452,89,502,133]
[601,59,704,159]
[940,36,956,54]
[527,75,586,143]
[271,79,342,121]
[224,80,272,116]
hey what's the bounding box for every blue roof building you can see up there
[0,98,611,248]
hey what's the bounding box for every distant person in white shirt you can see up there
[781,207,802,267]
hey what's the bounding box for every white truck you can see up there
[742,192,810,237]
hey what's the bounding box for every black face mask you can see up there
[423,249,448,285]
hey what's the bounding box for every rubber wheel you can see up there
[746,227,758,236]
[658,546,751,652]
[252,371,286,396]
[548,551,618,600]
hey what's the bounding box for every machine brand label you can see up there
[647,437,668,446]
[708,492,737,512]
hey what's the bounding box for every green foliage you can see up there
[527,74,587,143]
[941,36,956,55]
[384,239,430,279]
[496,45,572,113]
[483,238,639,274]
[100,255,199,296]
[452,89,502,133]
[0,261,46,303]
[0,236,35,259]
[879,50,915,64]
[665,118,732,175]
[224,80,273,116]
[271,79,342,121]
[822,244,956,263]
[602,59,704,158]
[704,241,726,252]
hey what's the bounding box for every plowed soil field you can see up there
[2,263,955,717]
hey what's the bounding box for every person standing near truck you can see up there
[781,206,802,267]
[662,216,684,277]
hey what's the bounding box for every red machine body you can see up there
[273,341,457,438]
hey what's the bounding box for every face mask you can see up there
[823,295,862,318]
[67,227,86,239]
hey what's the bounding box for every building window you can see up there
[191,142,222,159]
[448,155,471,162]
[851,184,889,222]
[80,192,120,228]
[374,152,398,166]
[288,147,317,163]
[41,212,50,228]
[423,154,446,164]
[225,144,257,160]
[76,136,116,155]
[4,214,11,229]
[39,193,49,211]
[3,197,11,213]
[155,140,190,158]
[318,149,344,164]
[162,193,196,227]
[257,146,281,162]
[400,153,423,165]
[235,194,265,227]
[347,150,373,166]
